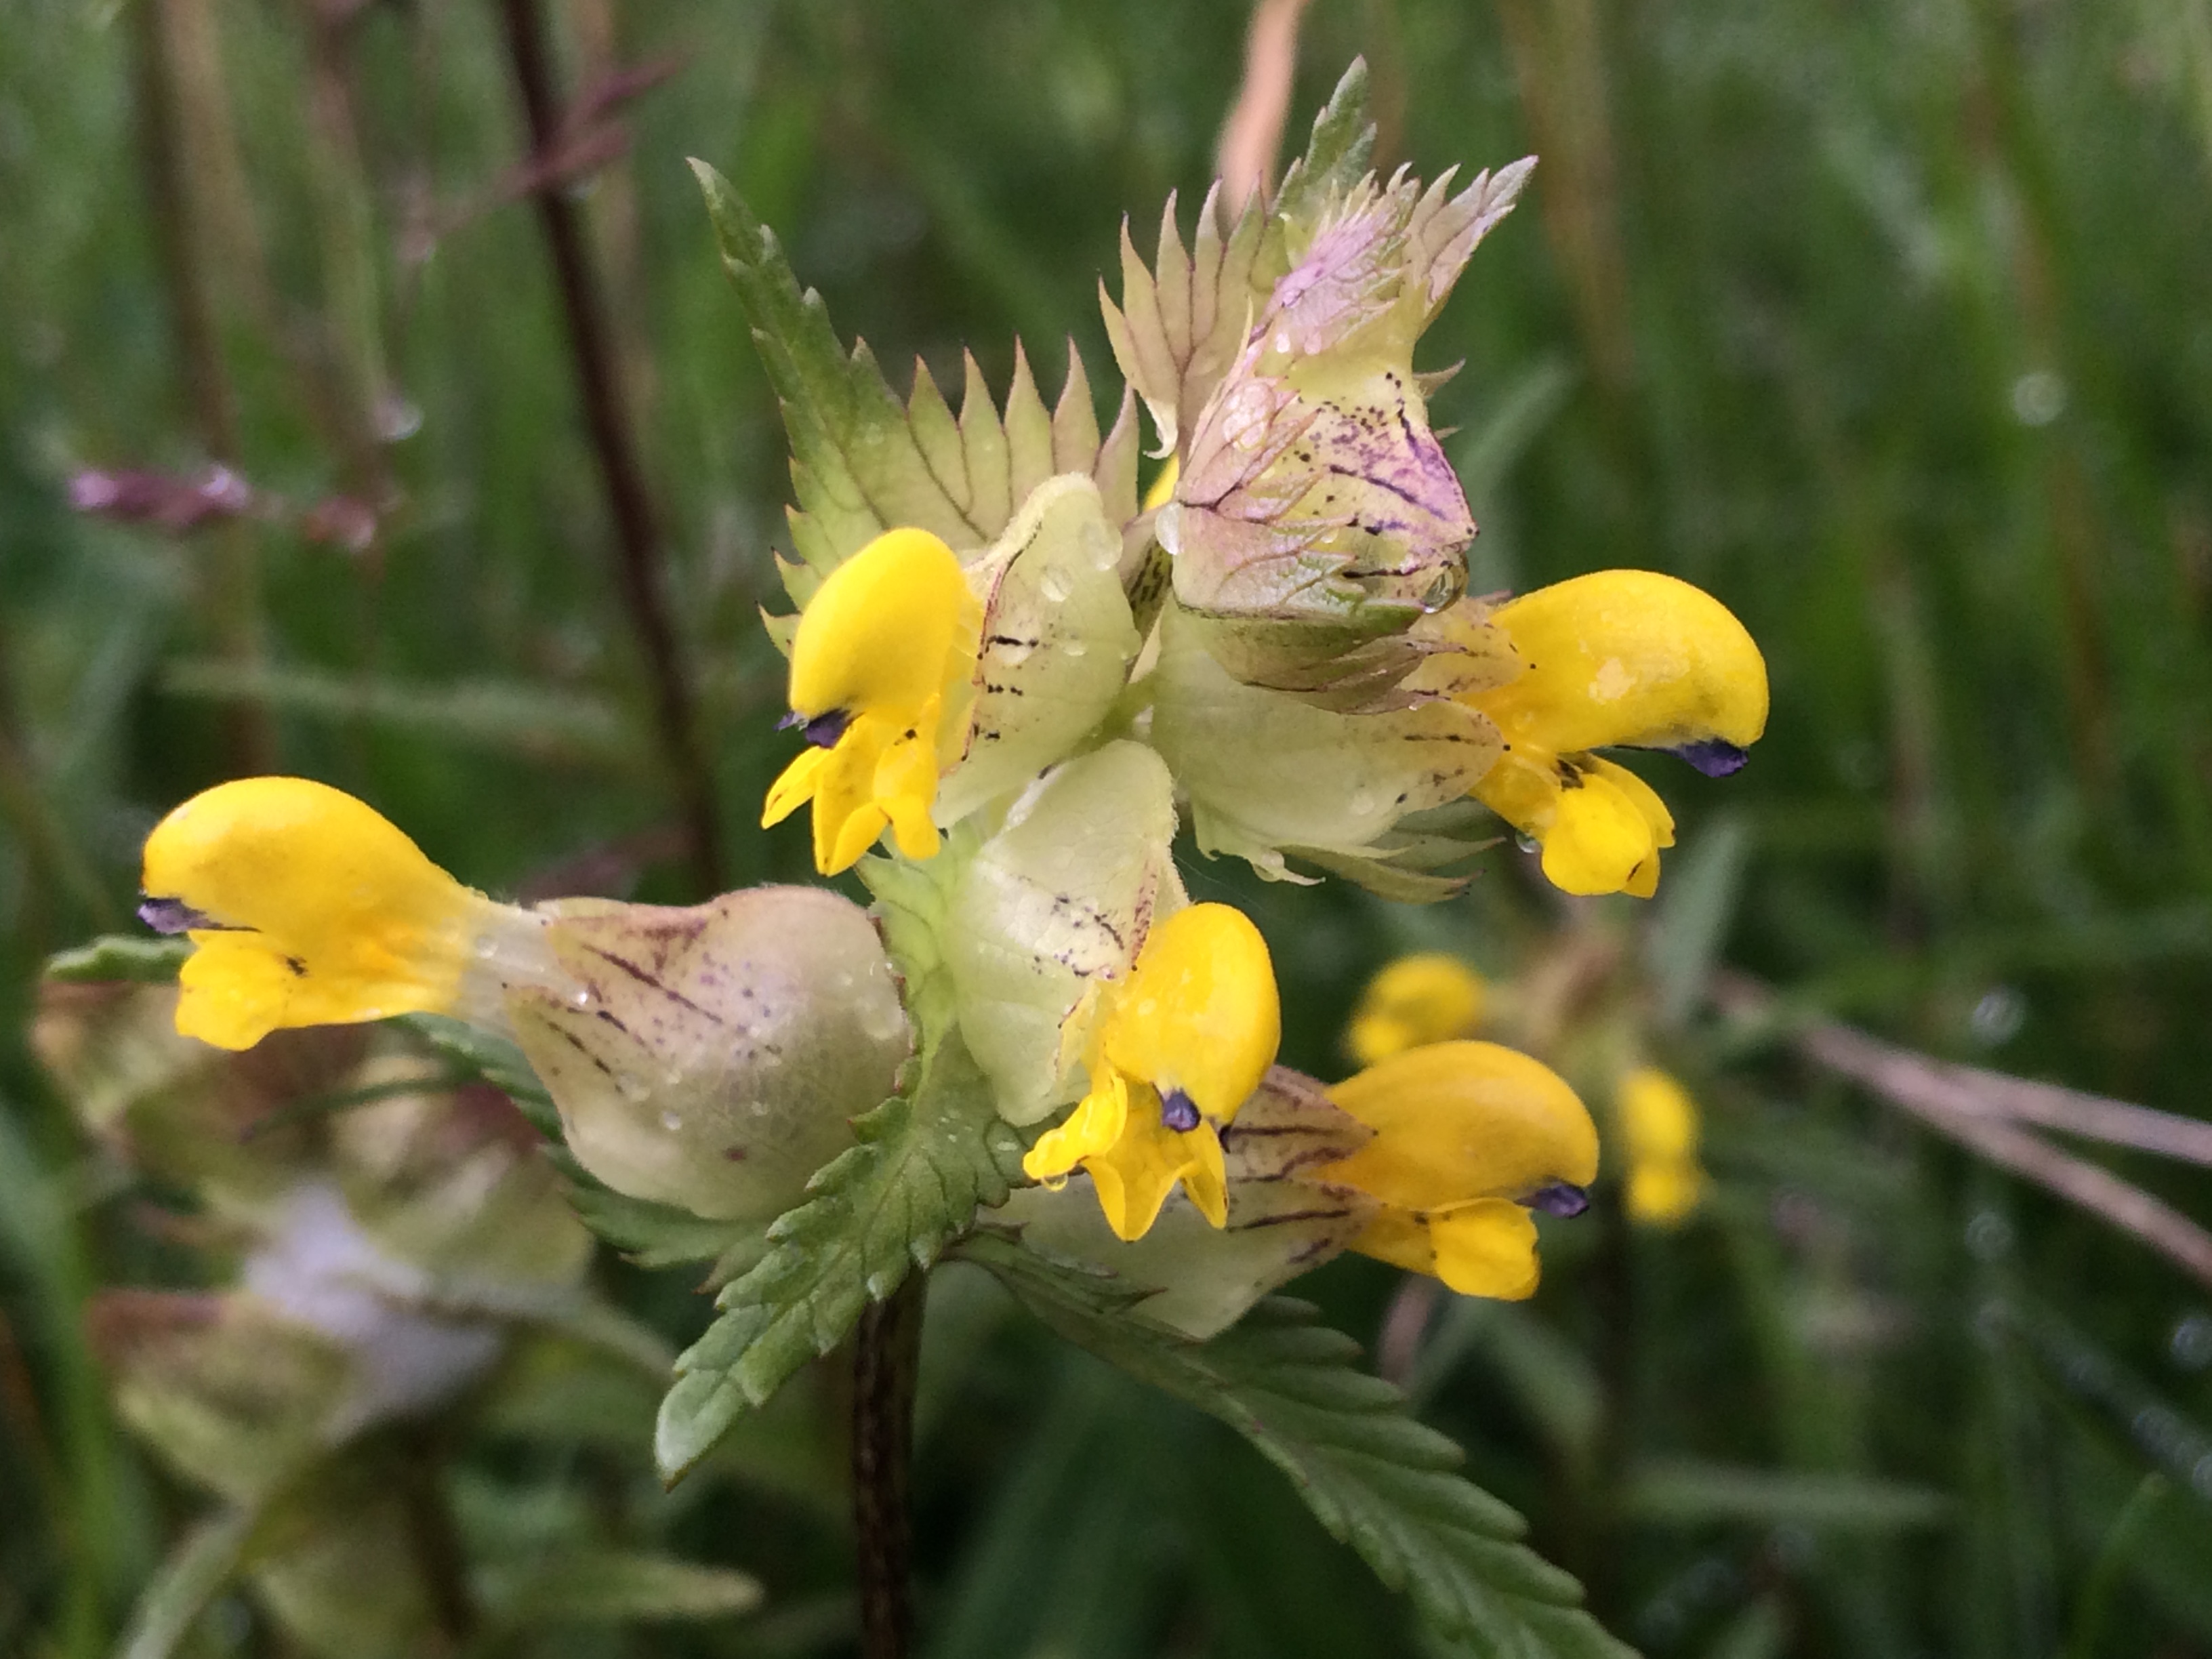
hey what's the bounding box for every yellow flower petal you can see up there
[1626,1161,1704,1227]
[1618,1066,1699,1163]
[1023,1069,1130,1185]
[787,529,979,726]
[1617,1067,1706,1227]
[1479,569,1768,757]
[762,746,830,829]
[1084,1103,1227,1241]
[1427,1200,1542,1298]
[1346,953,1486,1065]
[141,778,496,1050]
[1142,457,1180,513]
[1346,1200,1542,1299]
[1469,750,1673,899]
[1324,1041,1599,1214]
[1099,903,1281,1124]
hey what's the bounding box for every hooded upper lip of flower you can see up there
[1020,901,1283,1242]
[138,775,520,1052]
[1450,568,1769,898]
[761,526,984,876]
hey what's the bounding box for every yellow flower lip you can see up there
[762,527,982,875]
[1021,902,1283,1242]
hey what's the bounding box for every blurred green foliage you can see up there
[3,0,2211,1654]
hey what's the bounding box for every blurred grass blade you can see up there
[1646,812,1749,1029]
[1621,1460,1950,1531]
[160,661,639,768]
[116,1507,255,1659]
[478,1550,762,1626]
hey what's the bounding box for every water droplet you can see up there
[1349,788,1376,817]
[1418,566,1465,613]
[569,987,593,1008]
[1968,987,2025,1048]
[659,1110,684,1132]
[1039,567,1073,603]
[1965,1210,2013,1261]
[746,1099,771,1118]
[2172,1314,2212,1371]
[2009,369,2066,428]
[1513,832,1541,855]
[375,394,424,443]
[1061,638,1088,658]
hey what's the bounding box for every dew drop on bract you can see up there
[1040,568,1073,603]
[1418,565,1465,613]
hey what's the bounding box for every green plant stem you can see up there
[494,0,722,897]
[852,1273,926,1659]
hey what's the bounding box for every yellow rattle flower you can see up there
[1345,953,1486,1067]
[1324,1042,1599,1299]
[1022,903,1282,1242]
[762,527,984,875]
[1616,1065,1707,1227]
[1458,569,1768,898]
[139,777,520,1051]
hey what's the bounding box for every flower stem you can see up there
[852,1272,926,1659]
[494,0,722,897]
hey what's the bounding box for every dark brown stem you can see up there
[495,0,721,895]
[853,1273,926,1659]
[396,1431,476,1644]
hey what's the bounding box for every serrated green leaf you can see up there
[1274,58,1377,229]
[395,1014,558,1136]
[966,1237,1637,1659]
[692,163,1123,569]
[654,1029,1025,1483]
[44,934,190,983]
[1100,182,1265,455]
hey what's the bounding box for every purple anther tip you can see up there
[1160,1089,1201,1133]
[1670,739,1749,778]
[1525,1182,1591,1218]
[139,897,215,935]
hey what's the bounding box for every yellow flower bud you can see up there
[140,777,515,1050]
[1324,1041,1599,1299]
[1346,953,1486,1065]
[1022,903,1282,1241]
[762,527,983,874]
[1616,1065,1706,1227]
